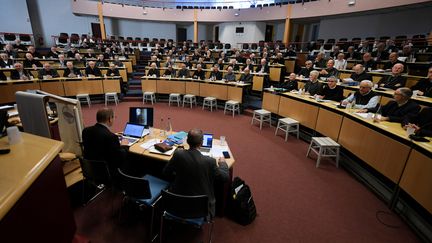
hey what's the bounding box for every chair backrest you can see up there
[161,190,209,219]
[117,168,152,199]
[19,34,31,42]
[4,33,16,41]
[79,158,112,185]
[224,43,231,49]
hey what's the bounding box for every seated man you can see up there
[163,65,176,77]
[74,53,86,67]
[57,54,67,68]
[272,53,285,65]
[38,63,59,79]
[67,47,79,58]
[27,45,41,58]
[96,54,109,67]
[85,61,102,77]
[184,56,193,69]
[63,61,82,78]
[317,76,344,102]
[319,59,339,78]
[47,46,60,58]
[345,46,360,60]
[341,80,379,109]
[279,73,298,91]
[361,52,377,71]
[227,59,240,71]
[297,60,314,78]
[313,52,327,68]
[177,63,191,78]
[371,42,389,61]
[163,128,229,217]
[147,62,160,77]
[0,53,14,68]
[13,39,26,51]
[210,64,222,80]
[242,58,254,72]
[410,67,432,97]
[223,66,236,81]
[383,52,405,71]
[11,63,31,80]
[304,70,321,96]
[255,58,269,74]
[192,64,206,80]
[348,64,373,84]
[84,48,97,59]
[4,44,17,58]
[239,68,253,84]
[334,53,347,70]
[23,53,42,69]
[377,63,406,90]
[365,87,420,123]
[106,63,120,77]
[403,107,432,137]
[112,55,124,67]
[82,108,129,178]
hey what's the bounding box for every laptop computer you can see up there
[121,123,147,146]
[199,133,213,154]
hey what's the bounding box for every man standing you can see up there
[163,129,229,217]
[82,108,128,177]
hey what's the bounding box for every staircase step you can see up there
[128,79,142,85]
[125,89,143,97]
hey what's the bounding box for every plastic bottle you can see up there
[160,118,166,137]
[166,117,172,135]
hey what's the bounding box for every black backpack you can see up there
[229,177,257,225]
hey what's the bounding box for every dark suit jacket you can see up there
[377,75,406,90]
[350,71,373,82]
[403,107,432,137]
[410,78,432,97]
[177,68,191,78]
[147,68,160,77]
[369,100,421,123]
[192,69,206,80]
[63,67,82,77]
[82,123,127,176]
[210,71,222,80]
[163,148,229,217]
[239,73,253,83]
[0,59,14,68]
[11,69,31,80]
[85,66,102,77]
[107,68,120,77]
[23,59,42,68]
[38,68,59,79]
[255,64,269,73]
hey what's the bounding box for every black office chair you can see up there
[79,158,112,205]
[159,190,213,243]
[117,168,169,242]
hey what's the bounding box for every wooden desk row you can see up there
[144,68,266,92]
[141,76,251,103]
[262,91,432,214]
[1,67,128,83]
[0,77,121,104]
[294,78,432,107]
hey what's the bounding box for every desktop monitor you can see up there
[129,107,154,128]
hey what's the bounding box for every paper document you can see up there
[354,112,370,119]
[140,138,159,150]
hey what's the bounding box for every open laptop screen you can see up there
[123,123,145,138]
[202,133,213,148]
[129,107,154,128]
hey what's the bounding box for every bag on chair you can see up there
[229,176,257,225]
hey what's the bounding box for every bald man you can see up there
[163,128,229,217]
[377,63,406,90]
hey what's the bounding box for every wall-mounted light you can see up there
[348,0,356,6]
[234,12,239,17]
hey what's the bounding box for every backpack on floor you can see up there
[229,176,257,225]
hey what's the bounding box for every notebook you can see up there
[199,133,213,154]
[121,123,147,146]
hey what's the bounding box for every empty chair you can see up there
[202,97,217,112]
[182,94,197,108]
[105,92,119,106]
[251,109,271,130]
[412,34,427,48]
[117,169,169,242]
[395,35,407,47]
[159,190,213,243]
[224,100,240,117]
[4,33,16,42]
[118,36,124,40]
[70,33,80,46]
[217,43,223,49]
[224,43,231,49]
[169,93,181,107]
[275,117,299,141]
[251,43,258,50]
[57,32,69,46]
[242,43,249,50]
[379,36,391,41]
[306,137,340,168]
[76,94,91,107]
[19,34,31,42]
[143,91,156,105]
[351,37,361,48]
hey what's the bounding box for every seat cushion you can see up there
[163,211,206,227]
[138,174,169,206]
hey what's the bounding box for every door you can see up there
[215,26,219,42]
[177,28,187,42]
[265,25,273,42]
[91,23,102,39]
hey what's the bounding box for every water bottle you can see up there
[166,117,172,135]
[160,118,166,137]
[351,100,356,110]
[346,102,352,111]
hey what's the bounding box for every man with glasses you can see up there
[363,87,420,123]
[316,76,344,101]
[341,80,379,109]
[298,60,314,78]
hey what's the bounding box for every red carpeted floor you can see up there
[74,101,420,243]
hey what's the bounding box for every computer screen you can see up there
[202,133,213,148]
[129,107,154,127]
[123,123,146,138]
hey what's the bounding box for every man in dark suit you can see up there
[85,61,102,77]
[163,129,229,217]
[11,63,31,80]
[410,67,432,97]
[82,108,129,178]
[255,58,269,73]
[210,65,223,80]
[377,63,406,90]
[192,64,206,80]
[63,61,82,78]
[177,63,191,78]
[361,52,377,71]
[23,53,42,68]
[0,53,14,68]
[239,68,253,84]
[38,63,60,79]
[349,64,372,82]
[403,107,432,137]
[365,87,420,123]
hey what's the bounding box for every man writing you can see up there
[163,129,229,217]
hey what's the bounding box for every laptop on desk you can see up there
[199,133,213,155]
[120,123,147,146]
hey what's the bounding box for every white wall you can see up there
[184,23,208,42]
[318,5,432,40]
[0,0,32,35]
[274,22,285,42]
[217,22,266,48]
[110,18,176,40]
